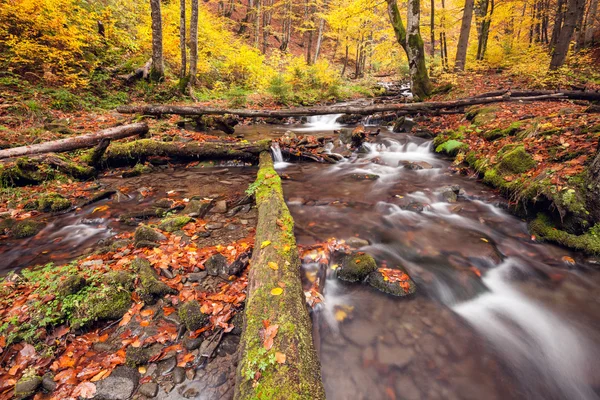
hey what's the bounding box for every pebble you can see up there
[376,342,414,368]
[173,367,186,384]
[395,376,422,400]
[81,259,103,267]
[188,272,208,282]
[138,382,159,398]
[205,222,224,230]
[161,269,174,279]
[158,357,177,376]
[211,200,228,213]
[94,366,139,400]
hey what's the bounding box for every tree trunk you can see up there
[280,0,292,51]
[187,0,199,87]
[584,0,598,44]
[386,0,408,53]
[239,0,254,35]
[475,0,493,60]
[255,0,261,48]
[117,92,591,118]
[454,0,475,71]
[549,0,586,69]
[550,0,566,48]
[180,0,186,80]
[262,0,272,53]
[0,123,149,160]
[430,0,436,58]
[587,142,600,223]
[341,41,349,76]
[407,0,433,98]
[234,152,325,400]
[314,2,328,62]
[440,0,449,69]
[150,0,165,81]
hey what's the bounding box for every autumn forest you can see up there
[0,0,599,399]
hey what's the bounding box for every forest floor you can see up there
[0,69,599,398]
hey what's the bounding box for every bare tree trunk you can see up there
[386,0,408,53]
[575,0,590,50]
[150,0,165,81]
[454,0,475,71]
[280,0,293,51]
[179,0,186,80]
[430,0,436,58]
[314,1,329,62]
[476,0,493,60]
[550,0,586,69]
[262,0,272,53]
[550,0,566,48]
[407,0,433,98]
[254,0,261,48]
[585,0,598,44]
[440,0,449,69]
[187,0,199,88]
[341,40,349,76]
[238,0,254,35]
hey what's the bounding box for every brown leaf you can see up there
[262,324,279,350]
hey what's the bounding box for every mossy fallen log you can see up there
[234,152,325,400]
[102,138,272,167]
[0,154,97,187]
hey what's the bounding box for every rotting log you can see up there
[234,152,325,400]
[0,154,97,187]
[102,139,271,166]
[117,92,584,118]
[0,123,149,161]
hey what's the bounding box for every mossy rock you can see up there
[58,275,87,297]
[133,257,177,304]
[496,145,536,174]
[134,225,166,244]
[37,193,71,212]
[0,217,15,232]
[75,289,132,328]
[466,106,499,125]
[122,163,152,178]
[125,343,162,367]
[435,139,467,156]
[367,270,417,297]
[183,199,213,217]
[14,374,42,399]
[178,300,208,331]
[337,252,378,282]
[12,220,44,239]
[529,214,600,255]
[158,216,192,232]
[103,270,134,291]
[120,208,165,224]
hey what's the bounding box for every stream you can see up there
[2,113,600,399]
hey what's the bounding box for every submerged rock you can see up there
[349,173,380,181]
[178,300,208,331]
[338,252,378,282]
[437,185,461,203]
[346,237,370,248]
[11,220,44,239]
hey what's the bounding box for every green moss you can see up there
[134,225,166,243]
[103,270,134,291]
[84,289,132,323]
[435,139,467,156]
[37,193,71,212]
[483,122,523,141]
[57,275,87,297]
[530,214,600,255]
[158,216,192,232]
[337,253,378,282]
[466,106,499,125]
[178,300,208,331]
[12,220,44,238]
[496,145,536,174]
[133,257,176,304]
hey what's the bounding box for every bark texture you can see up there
[407,0,433,98]
[587,143,600,223]
[454,0,475,71]
[179,0,186,79]
[386,0,408,52]
[188,0,199,86]
[234,152,325,400]
[150,0,165,81]
[550,0,586,69]
[0,123,149,160]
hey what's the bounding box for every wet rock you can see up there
[153,198,173,209]
[126,343,162,367]
[376,341,414,368]
[395,376,421,400]
[437,185,460,203]
[37,193,72,212]
[183,335,204,351]
[218,335,239,355]
[367,269,416,297]
[349,173,379,181]
[14,374,42,399]
[188,271,207,282]
[338,128,353,144]
[205,222,223,230]
[173,367,186,384]
[11,220,44,239]
[41,373,56,393]
[157,356,177,376]
[412,127,434,139]
[133,257,177,304]
[227,251,251,276]
[94,366,139,400]
[120,208,165,224]
[211,200,228,213]
[138,382,159,398]
[183,388,200,398]
[401,161,433,170]
[110,239,132,250]
[183,199,213,218]
[58,274,87,296]
[134,225,166,245]
[401,201,425,213]
[230,312,244,335]
[158,216,192,232]
[345,237,370,248]
[204,253,228,277]
[337,252,378,282]
[178,300,208,331]
[341,319,379,346]
[336,114,363,124]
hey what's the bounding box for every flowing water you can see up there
[276,116,600,400]
[2,113,600,399]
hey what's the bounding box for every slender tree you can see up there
[475,0,494,60]
[149,0,165,81]
[314,0,329,62]
[550,0,565,47]
[430,0,435,58]
[550,0,586,69]
[454,0,475,71]
[262,0,273,53]
[187,0,199,88]
[280,0,293,51]
[179,0,186,80]
[584,0,598,44]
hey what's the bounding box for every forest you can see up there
[0,0,599,399]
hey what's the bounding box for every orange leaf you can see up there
[275,352,286,364]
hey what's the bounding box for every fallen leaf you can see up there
[335,310,347,321]
[561,255,575,265]
[268,262,278,271]
[72,381,96,399]
[262,324,279,350]
[271,287,283,296]
[275,352,286,364]
[261,240,271,249]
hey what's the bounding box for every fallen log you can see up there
[102,138,271,166]
[471,89,600,101]
[117,93,573,118]
[0,123,149,161]
[0,154,96,187]
[234,152,325,400]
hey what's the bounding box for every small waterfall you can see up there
[300,114,344,130]
[271,142,290,169]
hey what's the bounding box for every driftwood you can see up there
[234,152,325,400]
[0,123,149,161]
[116,91,596,118]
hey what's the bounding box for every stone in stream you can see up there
[400,161,433,170]
[367,268,417,297]
[349,173,380,181]
[11,220,45,239]
[14,374,42,399]
[211,200,228,213]
[173,367,186,384]
[400,201,425,213]
[437,185,461,203]
[94,366,139,400]
[345,237,370,248]
[395,376,422,400]
[125,343,162,367]
[183,335,204,351]
[337,252,378,282]
[158,216,192,232]
[376,341,414,368]
[341,318,380,346]
[138,382,159,398]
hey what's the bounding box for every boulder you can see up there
[58,275,87,297]
[134,225,166,245]
[337,252,378,282]
[183,199,213,218]
[178,300,208,331]
[345,237,370,248]
[133,257,177,304]
[138,382,159,398]
[437,185,460,203]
